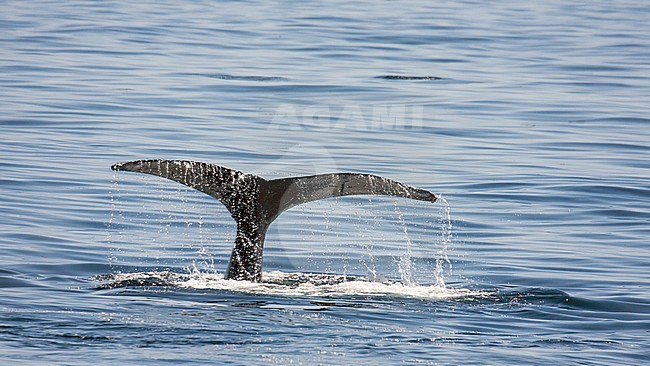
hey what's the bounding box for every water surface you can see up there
[1,1,649,364]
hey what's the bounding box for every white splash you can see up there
[97,270,481,301]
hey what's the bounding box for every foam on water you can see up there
[95,270,482,301]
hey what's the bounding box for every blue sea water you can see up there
[1,0,649,364]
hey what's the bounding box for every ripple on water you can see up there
[376,75,443,80]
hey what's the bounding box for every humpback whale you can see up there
[112,160,437,282]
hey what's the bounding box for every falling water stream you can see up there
[102,175,464,300]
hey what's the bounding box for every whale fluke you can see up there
[112,159,437,282]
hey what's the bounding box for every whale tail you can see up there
[112,160,437,281]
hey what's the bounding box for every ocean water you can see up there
[1,0,649,364]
